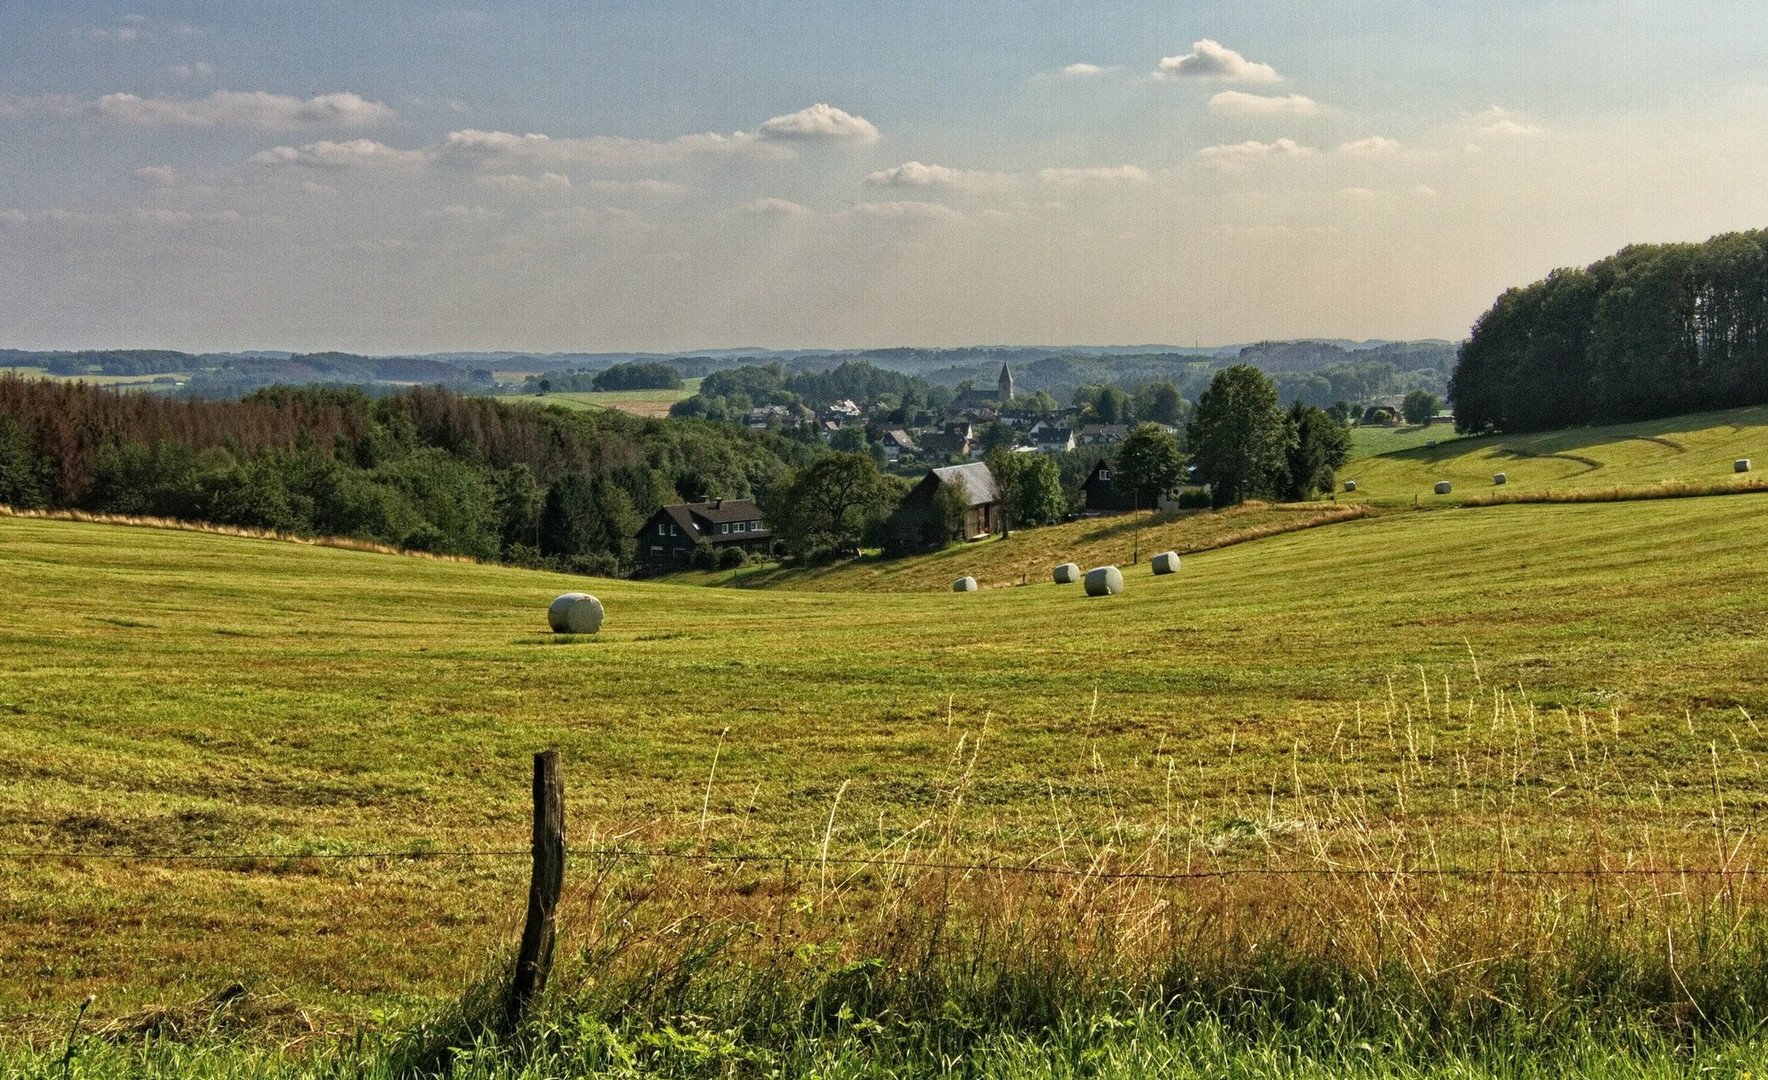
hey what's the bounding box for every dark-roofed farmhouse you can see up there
[635,498,774,572]
[1080,458,1139,512]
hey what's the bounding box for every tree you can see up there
[1075,384,1127,424]
[1402,389,1441,426]
[1129,382,1186,426]
[765,452,890,561]
[1186,365,1289,508]
[539,473,639,571]
[1024,389,1060,417]
[879,480,967,555]
[1282,402,1351,500]
[0,415,49,509]
[1115,424,1186,509]
[984,448,1064,536]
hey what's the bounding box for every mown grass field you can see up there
[1346,421,1459,460]
[5,486,1768,1049]
[518,379,701,418]
[678,501,1369,592]
[1342,405,1768,504]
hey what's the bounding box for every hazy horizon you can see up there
[3,2,1765,354]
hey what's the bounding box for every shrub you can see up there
[717,544,747,569]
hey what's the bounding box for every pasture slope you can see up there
[3,487,1768,1074]
[519,377,701,418]
[689,501,1370,592]
[1342,403,1768,504]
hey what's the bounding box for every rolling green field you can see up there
[678,501,1369,592]
[5,487,1768,1040]
[1342,405,1768,503]
[516,378,701,418]
[1346,421,1459,460]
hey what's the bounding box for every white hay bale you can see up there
[1151,551,1180,576]
[1493,472,1507,485]
[547,593,604,634]
[953,576,978,592]
[1427,439,1437,448]
[1434,481,1453,495]
[1343,480,1356,493]
[1052,562,1081,584]
[1737,458,1752,473]
[1084,565,1123,597]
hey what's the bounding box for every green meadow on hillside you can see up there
[523,378,701,417]
[1341,404,1768,503]
[4,490,1768,1048]
[685,501,1369,592]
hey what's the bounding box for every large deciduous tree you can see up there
[765,451,891,561]
[1186,365,1288,508]
[1282,402,1351,500]
[1115,424,1186,509]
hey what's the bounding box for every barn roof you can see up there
[929,462,998,507]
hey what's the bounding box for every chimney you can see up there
[712,498,722,509]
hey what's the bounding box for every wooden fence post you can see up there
[509,750,564,1021]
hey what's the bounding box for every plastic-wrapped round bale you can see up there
[548,593,604,634]
[1737,459,1753,473]
[1084,565,1123,597]
[952,576,978,592]
[1052,562,1081,584]
[1343,480,1356,493]
[1150,551,1180,575]
[1493,473,1507,485]
[1434,481,1453,495]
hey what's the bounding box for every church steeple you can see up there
[997,363,1014,402]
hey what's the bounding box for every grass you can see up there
[1347,421,1458,461]
[514,379,701,418]
[674,501,1370,592]
[5,484,1768,1072]
[1342,405,1768,504]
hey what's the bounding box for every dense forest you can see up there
[1450,230,1768,432]
[0,377,812,573]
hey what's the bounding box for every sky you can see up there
[2,2,1767,354]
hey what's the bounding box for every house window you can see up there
[1098,468,1111,480]
[720,523,730,534]
[650,545,663,556]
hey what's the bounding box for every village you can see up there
[636,364,1193,572]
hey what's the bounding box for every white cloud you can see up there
[755,103,879,144]
[0,90,398,129]
[1156,40,1280,82]
[0,209,26,227]
[1474,106,1543,135]
[1337,135,1401,156]
[1037,165,1149,186]
[77,15,199,42]
[438,127,771,167]
[853,200,965,222]
[736,197,817,219]
[1060,63,1109,77]
[249,139,427,169]
[1197,138,1313,168]
[476,172,571,193]
[1209,91,1320,117]
[135,165,178,185]
[587,179,686,194]
[865,161,1017,193]
[165,62,214,79]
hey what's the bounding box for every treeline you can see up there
[1450,230,1768,432]
[0,377,810,573]
[524,362,684,393]
[671,361,952,421]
